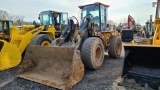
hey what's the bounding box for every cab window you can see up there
[0,21,2,31]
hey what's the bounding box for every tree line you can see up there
[0,10,33,25]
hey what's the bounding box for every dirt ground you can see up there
[0,42,138,90]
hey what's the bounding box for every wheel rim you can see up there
[41,41,51,46]
[95,46,102,61]
[116,40,121,54]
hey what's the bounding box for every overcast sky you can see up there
[0,0,156,25]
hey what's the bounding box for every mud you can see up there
[0,43,136,90]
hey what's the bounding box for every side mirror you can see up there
[150,15,153,21]
[33,20,36,25]
[38,14,40,20]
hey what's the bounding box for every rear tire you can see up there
[108,36,122,58]
[30,34,52,46]
[81,37,104,70]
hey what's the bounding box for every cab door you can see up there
[60,13,68,30]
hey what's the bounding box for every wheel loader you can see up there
[0,19,13,41]
[17,2,122,90]
[0,10,69,71]
[119,0,160,89]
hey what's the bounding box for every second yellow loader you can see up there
[0,10,69,71]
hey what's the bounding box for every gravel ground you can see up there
[0,43,136,90]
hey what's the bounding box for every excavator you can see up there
[0,10,68,71]
[128,15,136,30]
[121,15,136,42]
[17,2,122,90]
[0,19,13,41]
[119,0,160,89]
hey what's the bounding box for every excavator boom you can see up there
[128,15,135,29]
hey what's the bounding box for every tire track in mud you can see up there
[0,79,13,88]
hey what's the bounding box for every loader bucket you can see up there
[0,40,21,71]
[121,45,160,89]
[17,46,84,90]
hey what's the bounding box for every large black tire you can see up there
[81,37,104,70]
[30,34,52,46]
[108,36,122,58]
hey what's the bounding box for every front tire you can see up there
[81,37,104,70]
[30,34,52,46]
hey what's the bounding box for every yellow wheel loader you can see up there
[17,2,122,90]
[0,19,13,41]
[0,10,69,71]
[119,0,160,89]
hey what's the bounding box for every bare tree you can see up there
[0,10,32,25]
[0,10,10,19]
[14,15,25,25]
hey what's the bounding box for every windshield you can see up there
[0,21,2,31]
[60,13,68,25]
[118,26,122,29]
[81,4,100,29]
[146,22,154,32]
[9,21,13,28]
[40,11,53,25]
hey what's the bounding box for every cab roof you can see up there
[79,2,110,9]
[41,10,67,14]
[0,18,13,22]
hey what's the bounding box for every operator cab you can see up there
[0,19,13,35]
[39,10,68,31]
[79,2,109,31]
[146,21,154,36]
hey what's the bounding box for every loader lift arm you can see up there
[75,14,95,50]
[0,25,46,71]
[62,16,79,42]
[53,14,95,47]
[51,16,79,46]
